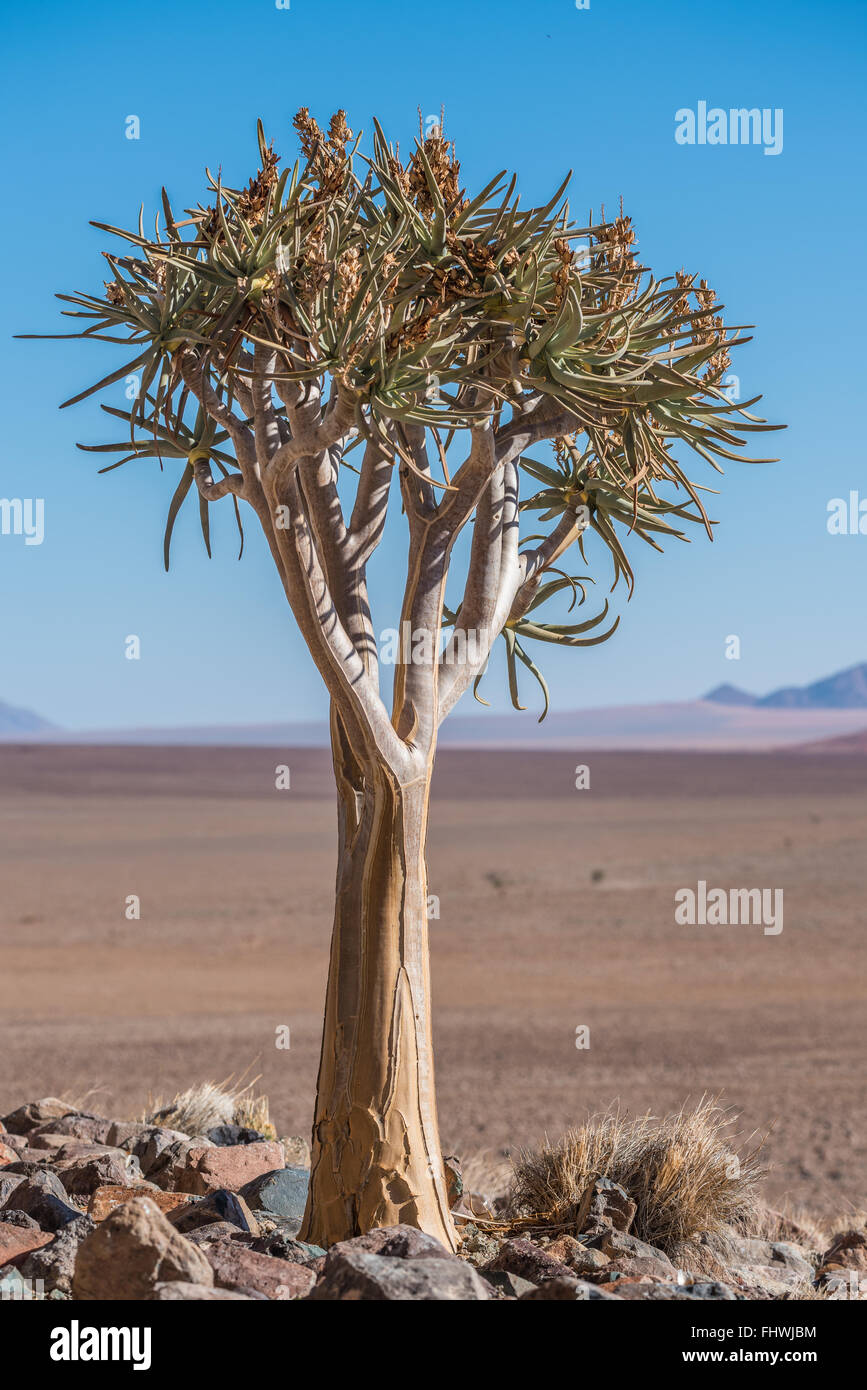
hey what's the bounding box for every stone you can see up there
[0,1174,25,1207]
[205,1124,266,1147]
[87,1184,190,1222]
[443,1154,463,1208]
[481,1269,538,1299]
[771,1241,815,1278]
[545,1233,610,1274]
[0,1141,18,1166]
[485,1236,575,1284]
[576,1176,637,1235]
[1,1098,71,1135]
[0,1133,28,1152]
[240,1165,309,1231]
[614,1279,738,1301]
[248,1231,325,1263]
[585,1228,674,1266]
[8,1172,82,1232]
[148,1280,261,1301]
[601,1254,681,1282]
[1,1210,41,1230]
[172,1142,286,1196]
[820,1229,867,1273]
[0,1220,53,1262]
[31,1113,115,1145]
[327,1223,456,1263]
[204,1240,315,1299]
[519,1276,621,1300]
[128,1127,192,1178]
[72,1196,214,1300]
[308,1248,490,1300]
[105,1120,161,1150]
[184,1222,254,1247]
[171,1189,260,1236]
[16,1216,95,1295]
[55,1153,143,1201]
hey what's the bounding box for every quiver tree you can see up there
[29,109,781,1249]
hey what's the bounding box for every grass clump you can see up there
[508,1096,766,1264]
[141,1072,276,1139]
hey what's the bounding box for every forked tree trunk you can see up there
[298,708,457,1250]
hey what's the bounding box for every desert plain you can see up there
[0,741,864,1223]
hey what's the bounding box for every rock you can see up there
[171,1142,286,1197]
[17,1216,95,1295]
[239,1165,309,1231]
[128,1127,192,1178]
[485,1236,575,1284]
[546,1234,610,1274]
[205,1124,266,1147]
[1,1098,71,1135]
[519,1277,621,1300]
[820,1229,867,1273]
[576,1176,637,1235]
[72,1196,214,1300]
[55,1153,144,1201]
[816,1269,864,1300]
[31,1113,115,1145]
[0,1141,18,1166]
[87,1184,190,1222]
[171,1190,260,1236]
[327,1223,456,1263]
[481,1269,538,1299]
[458,1224,503,1266]
[443,1154,463,1208]
[585,1228,674,1266]
[601,1253,681,1282]
[148,1280,261,1301]
[105,1120,164,1151]
[0,1133,28,1153]
[9,1172,82,1232]
[771,1241,814,1278]
[248,1231,325,1263]
[0,1174,25,1207]
[308,1249,490,1300]
[0,1220,53,1262]
[614,1280,738,1301]
[184,1222,254,1247]
[1,1210,41,1230]
[204,1240,315,1299]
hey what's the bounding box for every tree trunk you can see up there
[298,707,457,1250]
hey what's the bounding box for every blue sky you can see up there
[1,0,865,731]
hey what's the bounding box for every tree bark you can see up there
[298,706,457,1250]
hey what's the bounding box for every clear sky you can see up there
[1,0,865,731]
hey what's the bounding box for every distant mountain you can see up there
[705,661,867,710]
[703,683,758,707]
[0,698,55,736]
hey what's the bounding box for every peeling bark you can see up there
[299,707,457,1250]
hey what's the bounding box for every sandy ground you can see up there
[1,743,864,1223]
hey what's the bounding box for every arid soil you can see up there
[1,743,864,1224]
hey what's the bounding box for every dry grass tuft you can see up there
[140,1072,275,1140]
[508,1097,766,1266]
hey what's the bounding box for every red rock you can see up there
[87,1185,190,1222]
[204,1240,315,1299]
[0,1142,18,1166]
[173,1142,285,1196]
[0,1221,53,1262]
